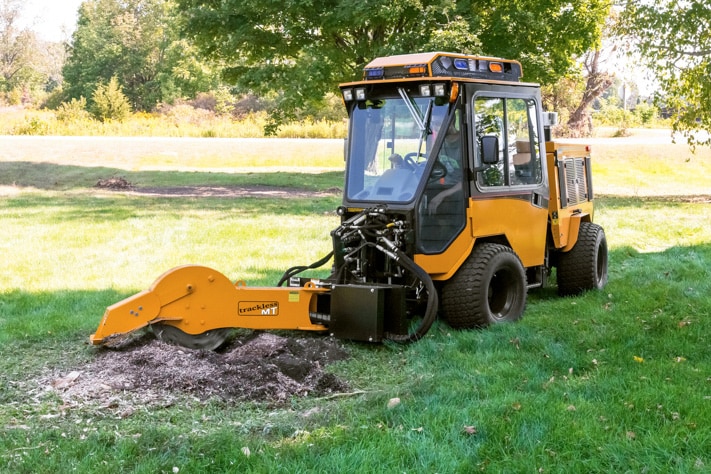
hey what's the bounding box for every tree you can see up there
[175,0,610,132]
[618,0,711,147]
[63,0,218,111]
[0,0,42,101]
[565,49,615,137]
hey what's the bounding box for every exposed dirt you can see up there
[44,332,350,412]
[93,176,340,198]
[95,176,133,190]
[129,185,339,198]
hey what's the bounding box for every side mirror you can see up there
[480,135,499,165]
[542,111,559,127]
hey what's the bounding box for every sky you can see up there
[21,0,84,42]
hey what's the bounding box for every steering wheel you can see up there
[403,151,427,169]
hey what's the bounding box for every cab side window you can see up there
[474,96,541,188]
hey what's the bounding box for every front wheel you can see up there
[556,222,608,296]
[442,243,527,329]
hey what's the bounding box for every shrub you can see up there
[233,93,272,118]
[633,102,657,125]
[163,103,213,125]
[14,115,52,135]
[213,86,235,117]
[91,77,132,122]
[56,97,92,123]
[190,92,216,111]
[43,87,67,110]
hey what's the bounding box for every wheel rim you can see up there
[488,268,519,320]
[595,236,608,287]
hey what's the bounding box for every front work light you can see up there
[342,88,354,102]
[433,83,447,97]
[419,84,432,97]
[355,88,367,101]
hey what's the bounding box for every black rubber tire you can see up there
[442,243,527,329]
[556,222,608,296]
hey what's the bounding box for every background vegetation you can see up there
[3,0,709,140]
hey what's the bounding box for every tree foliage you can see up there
[63,0,218,111]
[0,0,55,103]
[175,0,609,131]
[619,0,711,147]
[0,1,34,86]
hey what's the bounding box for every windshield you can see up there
[345,93,449,203]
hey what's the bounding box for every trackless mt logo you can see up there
[238,301,279,316]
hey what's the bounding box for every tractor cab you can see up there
[339,52,530,256]
[341,81,464,254]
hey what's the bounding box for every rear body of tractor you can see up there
[91,52,608,349]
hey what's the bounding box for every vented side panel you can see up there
[558,157,589,207]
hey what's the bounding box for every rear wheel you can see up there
[556,222,608,296]
[442,243,527,329]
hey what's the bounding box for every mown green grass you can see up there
[1,137,710,473]
[0,161,344,192]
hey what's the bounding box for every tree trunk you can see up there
[567,50,614,137]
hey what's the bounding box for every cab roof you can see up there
[362,52,523,83]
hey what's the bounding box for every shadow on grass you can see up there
[0,161,344,192]
[2,192,341,221]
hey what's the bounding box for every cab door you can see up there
[467,86,550,268]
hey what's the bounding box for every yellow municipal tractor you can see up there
[91,52,608,350]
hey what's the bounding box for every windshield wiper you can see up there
[398,87,433,157]
[398,87,424,131]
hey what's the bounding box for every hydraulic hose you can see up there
[384,248,439,343]
[278,207,438,342]
[277,251,334,287]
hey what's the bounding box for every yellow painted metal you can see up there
[561,214,583,253]
[414,206,476,280]
[468,197,548,267]
[545,141,595,250]
[90,265,328,345]
[415,195,548,280]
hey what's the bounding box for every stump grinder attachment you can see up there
[91,265,330,350]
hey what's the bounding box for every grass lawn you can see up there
[1,134,710,473]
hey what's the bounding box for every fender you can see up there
[560,213,591,253]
